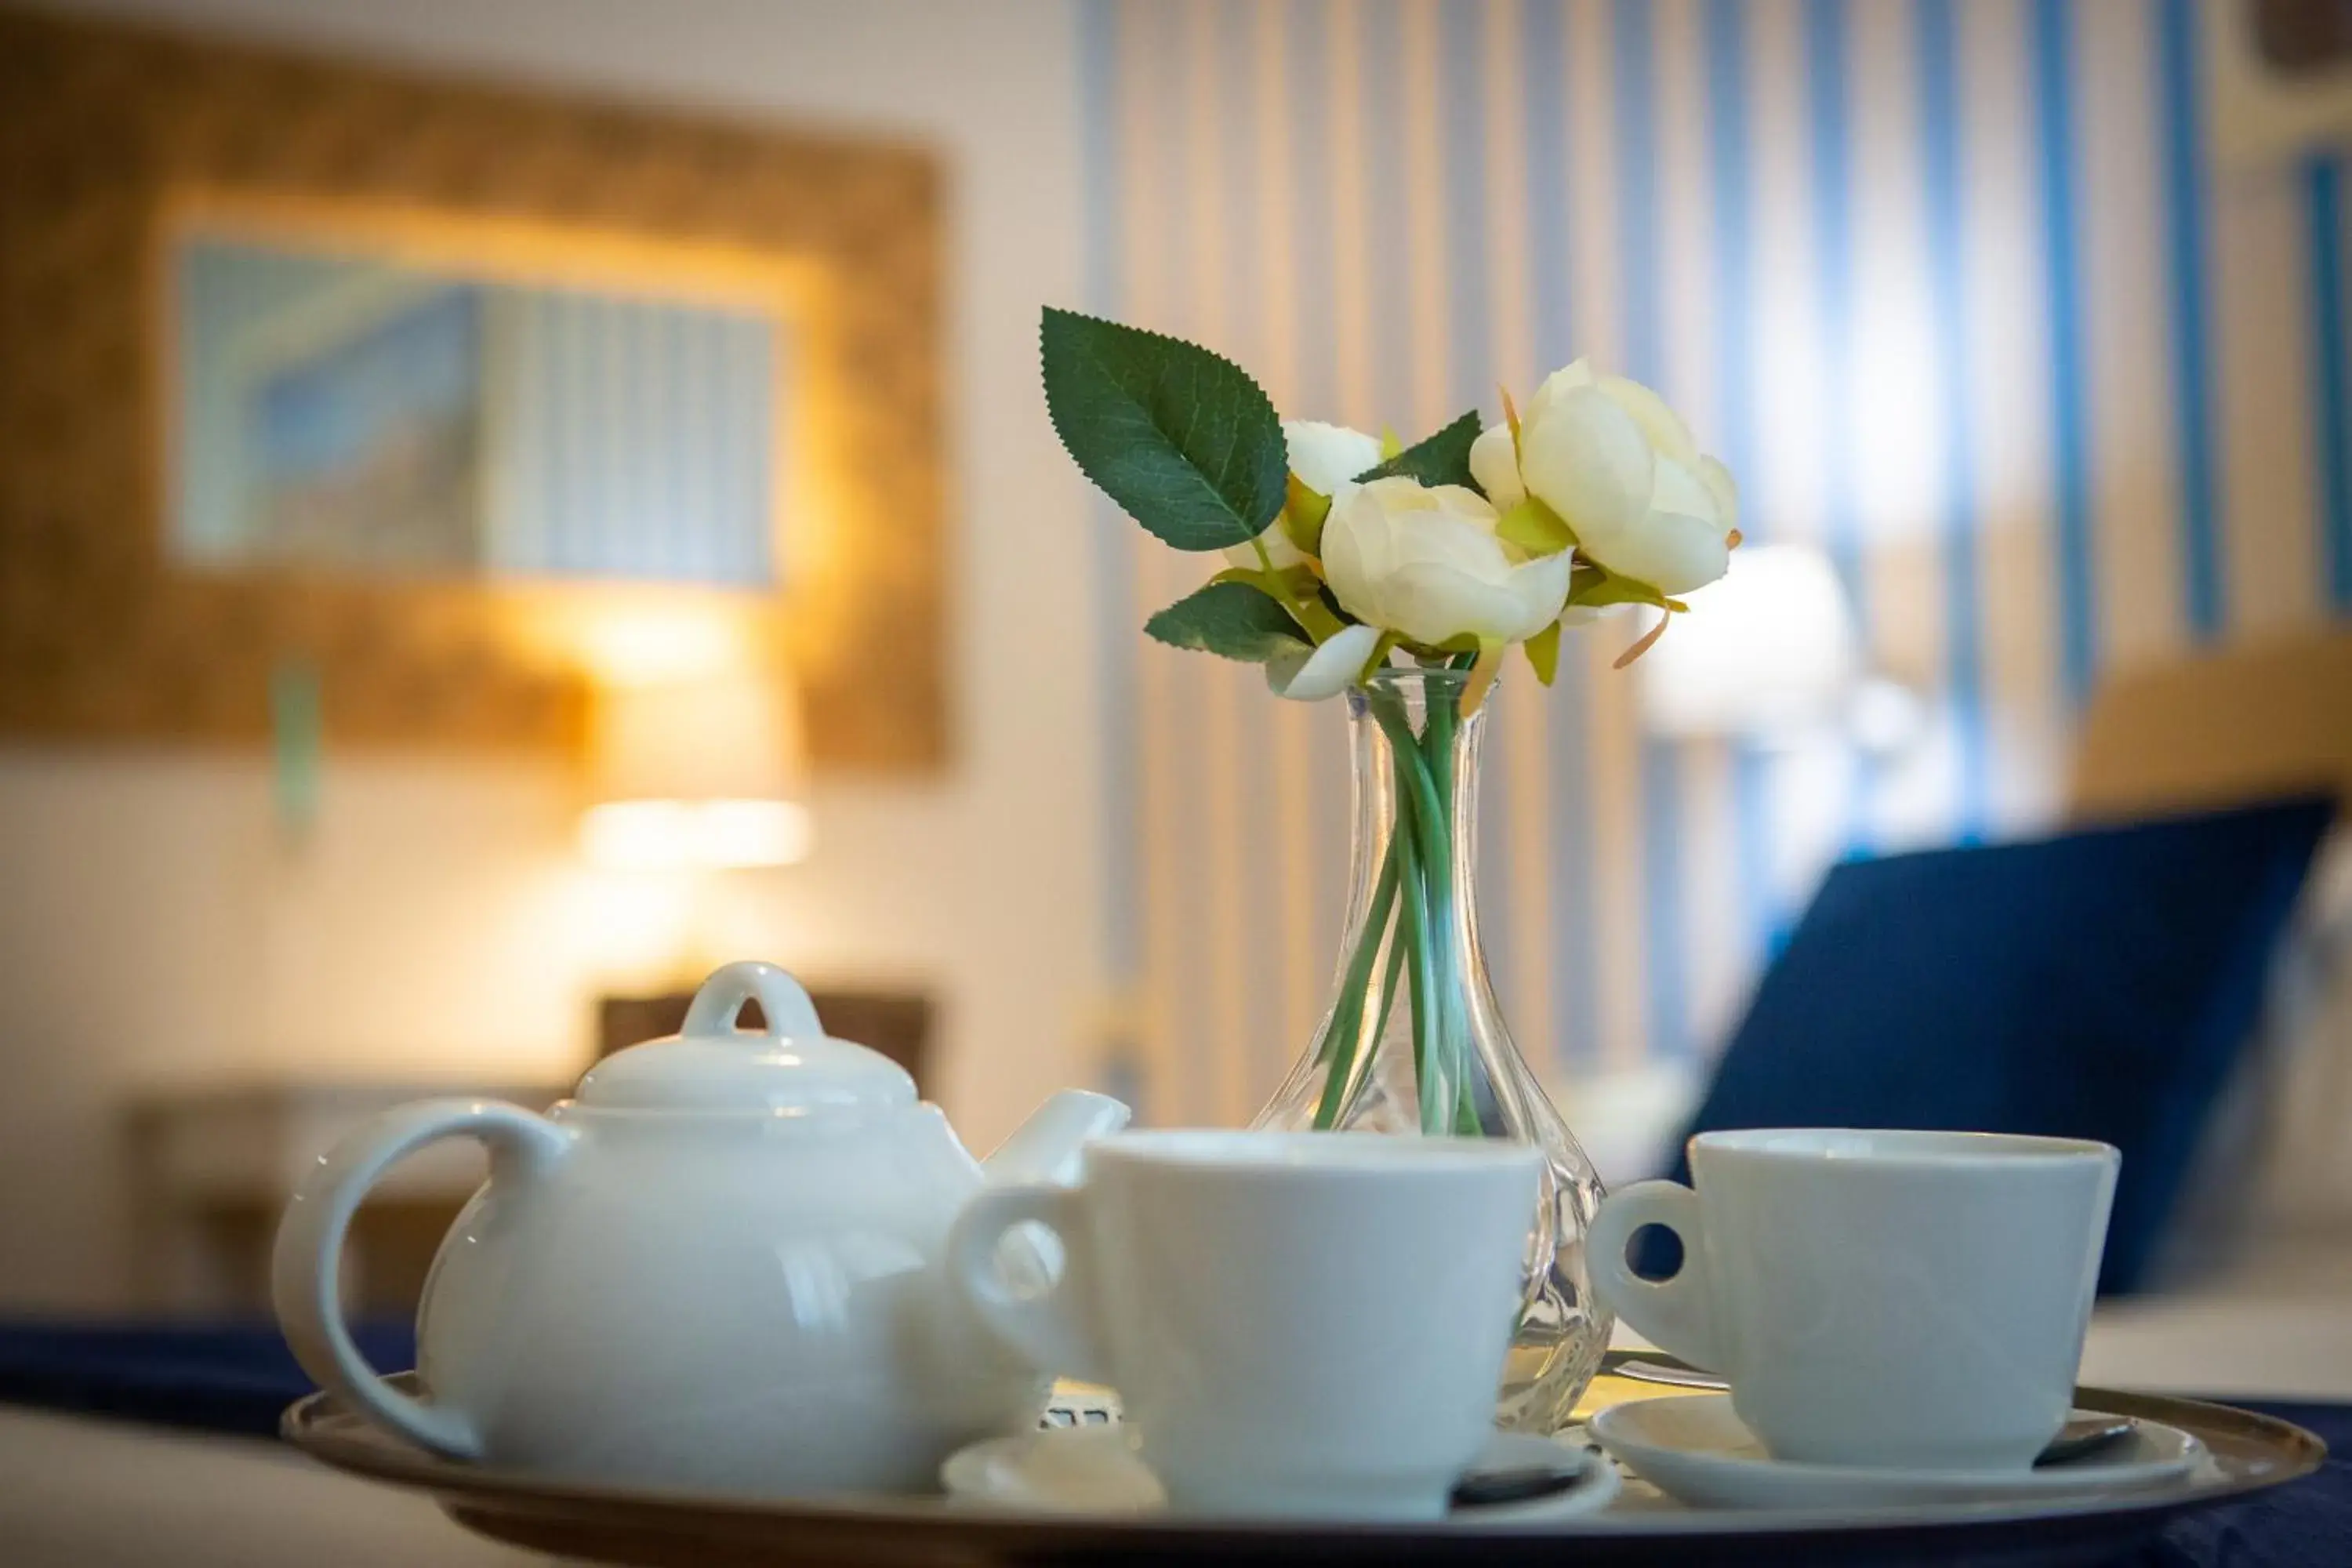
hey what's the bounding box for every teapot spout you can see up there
[981,1091,1130,1187]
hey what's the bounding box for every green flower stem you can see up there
[1375,691,1473,1134]
[1393,816,1443,1131]
[1312,675,1488,1138]
[1366,934,1409,1087]
[1419,684,1475,1135]
[1370,699,1454,906]
[1247,535,1320,634]
[1311,837,1403,1130]
[1370,689,1462,1133]
[1426,687,1459,814]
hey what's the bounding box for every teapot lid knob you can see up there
[571,961,917,1115]
[682,960,825,1042]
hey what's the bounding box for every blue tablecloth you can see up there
[0,1323,2342,1565]
[0,1319,416,1437]
[2127,1399,2351,1568]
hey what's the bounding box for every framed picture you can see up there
[0,8,945,767]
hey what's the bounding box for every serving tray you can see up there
[281,1354,2325,1566]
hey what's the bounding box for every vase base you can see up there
[1497,1328,1610,1436]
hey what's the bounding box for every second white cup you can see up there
[1588,1128,2120,1474]
[947,1131,1541,1519]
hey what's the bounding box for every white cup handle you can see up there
[1586,1178,1723,1374]
[270,1100,572,1457]
[946,1182,1115,1387]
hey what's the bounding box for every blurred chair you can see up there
[2067,630,2352,1250]
[2067,630,2352,822]
[1660,630,2352,1295]
[1666,797,2333,1294]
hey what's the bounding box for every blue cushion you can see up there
[1671,796,2336,1295]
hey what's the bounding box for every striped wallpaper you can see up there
[1077,0,2352,1127]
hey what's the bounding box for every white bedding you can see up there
[2079,1225,2352,1401]
[0,1405,529,1566]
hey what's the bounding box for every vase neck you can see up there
[1340,669,1490,962]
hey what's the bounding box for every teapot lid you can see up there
[572,961,916,1115]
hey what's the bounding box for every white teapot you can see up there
[272,961,1128,1496]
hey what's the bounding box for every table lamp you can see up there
[1638,543,1919,753]
[581,668,812,870]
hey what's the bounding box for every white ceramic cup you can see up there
[1588,1129,2120,1474]
[946,1131,1541,1520]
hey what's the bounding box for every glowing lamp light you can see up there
[580,798,814,869]
[583,670,811,870]
[1639,544,1860,744]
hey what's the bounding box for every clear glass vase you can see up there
[1252,665,1613,1433]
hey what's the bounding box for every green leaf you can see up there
[1524,619,1563,686]
[1040,307,1287,552]
[1143,581,1310,663]
[1352,410,1483,491]
[1496,496,1575,556]
[1281,473,1333,557]
[1567,564,1676,612]
[1209,564,1347,641]
[1399,630,1483,660]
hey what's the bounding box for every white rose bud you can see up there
[1223,419,1384,571]
[1320,477,1573,647]
[1491,360,1738,596]
[1283,419,1385,497]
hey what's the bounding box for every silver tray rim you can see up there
[280,1357,2328,1561]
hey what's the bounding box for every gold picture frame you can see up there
[0,6,946,768]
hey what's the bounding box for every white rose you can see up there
[1222,419,1383,570]
[1479,360,1738,596]
[1284,419,1384,497]
[1320,477,1572,646]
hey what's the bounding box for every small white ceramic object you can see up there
[942,1426,1621,1524]
[271,960,1130,1497]
[943,1427,1167,1515]
[1590,1395,2204,1512]
[946,1130,1542,1522]
[1587,1129,2120,1474]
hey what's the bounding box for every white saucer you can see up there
[942,1427,1621,1524]
[1588,1395,2206,1512]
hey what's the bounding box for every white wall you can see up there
[2,0,1098,1308]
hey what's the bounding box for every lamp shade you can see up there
[1638,543,1859,742]
[583,670,811,869]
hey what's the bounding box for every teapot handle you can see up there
[271,1100,571,1459]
